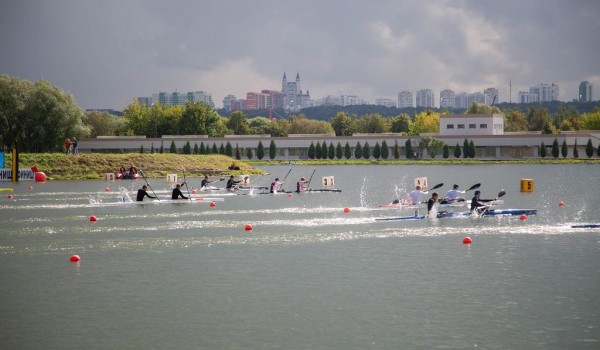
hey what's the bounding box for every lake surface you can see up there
[0,164,599,349]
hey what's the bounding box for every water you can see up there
[0,164,599,349]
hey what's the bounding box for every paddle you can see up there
[181,167,192,201]
[306,169,317,190]
[278,168,292,192]
[466,183,481,191]
[478,190,506,216]
[139,169,160,201]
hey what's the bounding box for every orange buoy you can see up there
[463,237,472,244]
[104,187,110,192]
[7,194,14,199]
[34,172,46,182]
[89,215,97,222]
[244,224,253,231]
[70,254,81,262]
[519,214,527,221]
[558,201,565,207]
[209,202,216,207]
[343,207,350,213]
[288,193,293,198]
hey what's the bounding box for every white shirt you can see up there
[445,189,465,200]
[409,190,428,205]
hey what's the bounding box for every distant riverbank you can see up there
[5,153,265,180]
[249,158,600,166]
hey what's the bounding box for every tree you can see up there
[465,102,501,114]
[322,141,327,158]
[381,140,389,159]
[419,136,445,159]
[528,108,551,131]
[463,139,469,158]
[354,114,390,133]
[246,147,253,160]
[315,141,322,159]
[225,141,233,157]
[308,142,316,159]
[335,142,343,159]
[393,140,400,159]
[150,143,155,154]
[354,142,362,159]
[373,142,381,159]
[442,144,449,158]
[182,141,192,154]
[552,138,559,158]
[235,144,241,160]
[329,112,355,136]
[409,110,440,135]
[573,139,579,158]
[581,110,600,130]
[227,110,250,135]
[268,140,277,159]
[160,141,164,154]
[199,142,206,154]
[285,114,334,134]
[328,142,335,159]
[561,140,568,158]
[140,144,145,154]
[219,143,225,155]
[362,142,371,159]
[170,140,177,153]
[344,142,352,159]
[586,138,594,158]
[257,140,265,160]
[540,142,547,158]
[390,114,411,133]
[503,109,529,132]
[180,101,221,135]
[405,139,413,159]
[193,143,199,154]
[469,140,476,158]
[211,143,218,154]
[454,143,461,158]
[83,111,118,137]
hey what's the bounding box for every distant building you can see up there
[282,72,310,112]
[518,91,539,104]
[439,114,505,136]
[138,91,215,108]
[222,95,236,112]
[454,92,468,110]
[315,95,367,107]
[579,81,593,102]
[375,98,396,108]
[416,89,434,108]
[529,83,559,102]
[484,87,499,105]
[440,89,455,109]
[397,91,413,108]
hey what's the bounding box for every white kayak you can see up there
[90,197,224,206]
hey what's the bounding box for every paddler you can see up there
[136,185,156,202]
[470,190,497,214]
[408,185,428,205]
[427,192,439,216]
[270,177,283,193]
[296,177,309,193]
[444,184,466,203]
[201,175,213,188]
[171,183,188,200]
[226,175,242,191]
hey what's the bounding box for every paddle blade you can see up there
[391,199,400,204]
[430,183,443,190]
[497,190,506,198]
[466,183,481,191]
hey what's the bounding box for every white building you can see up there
[518,91,539,103]
[416,89,434,108]
[454,92,468,109]
[439,114,504,136]
[375,98,396,108]
[397,91,413,108]
[440,89,455,108]
[530,83,559,102]
[484,87,499,105]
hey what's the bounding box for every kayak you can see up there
[571,224,600,229]
[377,199,504,209]
[90,197,224,206]
[376,208,537,221]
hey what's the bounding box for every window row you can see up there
[446,124,488,129]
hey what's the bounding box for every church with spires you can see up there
[282,72,310,112]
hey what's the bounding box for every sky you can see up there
[2,0,599,110]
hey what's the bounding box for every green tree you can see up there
[269,140,277,159]
[225,141,233,157]
[219,143,225,155]
[83,111,118,137]
[465,102,500,114]
[315,141,322,159]
[454,143,461,158]
[328,142,335,159]
[581,110,600,130]
[405,139,413,159]
[246,147,253,160]
[140,144,145,154]
[193,143,199,154]
[150,143,155,154]
[354,142,362,159]
[561,140,568,158]
[419,136,445,159]
[182,141,192,154]
[170,140,177,153]
[442,144,449,159]
[503,109,529,132]
[235,144,241,160]
[410,110,440,135]
[160,141,164,154]
[540,142,547,158]
[373,142,381,159]
[586,138,594,158]
[393,140,400,159]
[227,110,250,135]
[362,142,371,159]
[354,114,390,133]
[329,112,355,136]
[285,114,334,134]
[199,142,206,154]
[308,142,316,159]
[469,140,476,158]
[463,139,469,158]
[336,142,343,159]
[344,142,352,159]
[322,141,328,158]
[381,140,389,159]
[552,138,559,158]
[528,108,551,131]
[211,143,218,153]
[257,140,265,160]
[573,139,579,158]
[390,114,411,133]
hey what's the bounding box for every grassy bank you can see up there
[6,153,266,180]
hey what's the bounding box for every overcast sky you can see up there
[2,0,599,110]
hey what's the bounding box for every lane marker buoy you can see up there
[463,237,472,244]
[209,202,216,207]
[244,224,253,231]
[70,255,81,262]
[558,201,565,207]
[343,207,350,213]
[519,214,527,221]
[90,215,97,222]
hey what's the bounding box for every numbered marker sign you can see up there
[414,177,428,190]
[241,175,250,185]
[322,176,335,188]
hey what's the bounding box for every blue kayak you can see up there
[377,209,537,221]
[571,224,600,228]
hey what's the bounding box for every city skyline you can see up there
[2,0,599,110]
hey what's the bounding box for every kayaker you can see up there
[470,190,496,214]
[226,175,242,191]
[427,192,439,215]
[270,177,283,193]
[201,176,213,188]
[408,185,428,205]
[296,177,309,193]
[136,185,156,202]
[444,184,466,202]
[172,183,188,199]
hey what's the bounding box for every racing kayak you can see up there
[377,199,504,209]
[376,208,537,221]
[90,197,225,206]
[571,224,600,228]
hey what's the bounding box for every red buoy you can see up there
[28,186,33,190]
[558,201,565,207]
[7,194,14,199]
[89,215,97,222]
[34,172,46,182]
[463,237,472,244]
[209,202,216,207]
[288,193,293,198]
[70,254,81,262]
[244,224,253,231]
[104,187,110,192]
[191,189,197,194]
[519,214,527,221]
[343,207,350,213]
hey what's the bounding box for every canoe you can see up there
[376,208,537,221]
